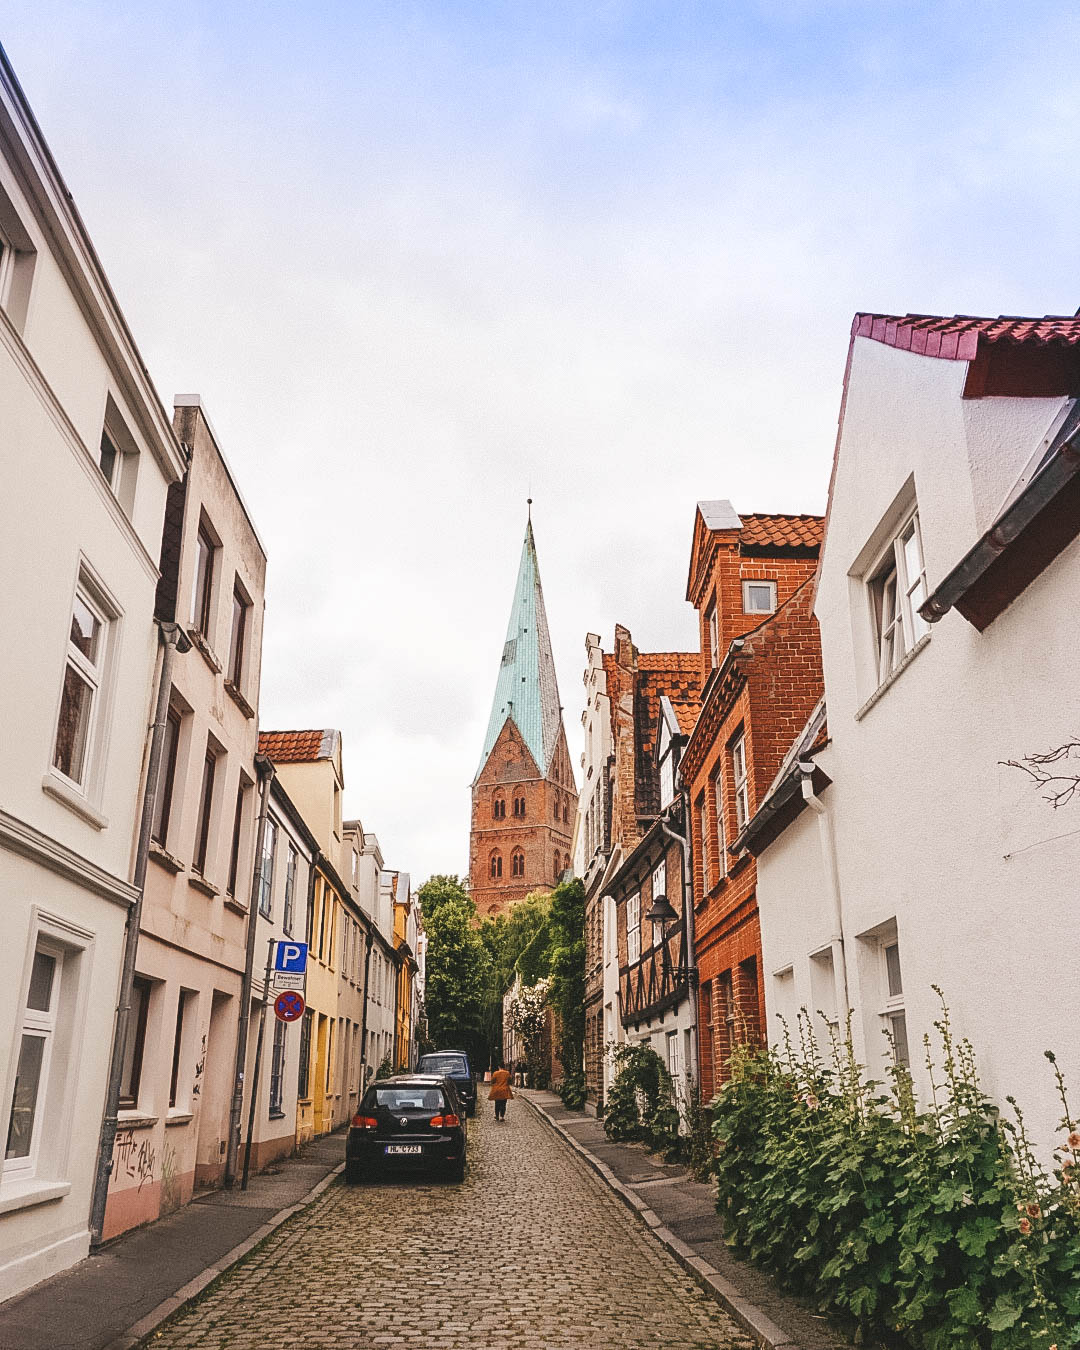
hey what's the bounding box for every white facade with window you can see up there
[751,316,1080,1157]
[0,50,185,1299]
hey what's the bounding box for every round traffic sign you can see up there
[274,990,305,1023]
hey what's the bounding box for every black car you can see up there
[415,1050,476,1117]
[346,1075,467,1183]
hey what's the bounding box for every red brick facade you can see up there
[469,718,577,919]
[681,506,824,1098]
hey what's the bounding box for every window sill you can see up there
[224,678,255,720]
[268,1109,286,1121]
[188,628,222,675]
[165,1110,193,1127]
[855,633,931,721]
[0,1178,72,1215]
[149,842,185,874]
[188,873,220,899]
[117,1111,158,1129]
[224,893,249,915]
[41,775,108,830]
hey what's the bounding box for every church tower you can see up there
[469,512,577,920]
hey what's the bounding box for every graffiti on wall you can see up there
[192,1034,206,1098]
[114,1128,157,1191]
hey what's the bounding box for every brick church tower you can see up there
[469,512,577,920]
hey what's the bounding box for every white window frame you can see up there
[712,766,727,879]
[257,817,277,918]
[869,510,929,687]
[698,793,710,892]
[742,579,777,615]
[626,892,641,965]
[658,727,675,808]
[667,1030,680,1081]
[732,735,750,833]
[283,844,298,935]
[50,570,118,796]
[706,603,719,668]
[4,942,63,1181]
[879,938,910,1069]
[651,861,666,945]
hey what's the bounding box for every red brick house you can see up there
[679,502,823,1097]
[469,516,577,919]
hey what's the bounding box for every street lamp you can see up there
[645,893,678,976]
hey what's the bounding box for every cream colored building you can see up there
[0,50,185,1298]
[102,398,267,1240]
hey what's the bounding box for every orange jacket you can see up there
[487,1068,514,1101]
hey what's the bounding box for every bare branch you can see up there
[1001,740,1080,809]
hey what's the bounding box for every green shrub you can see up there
[604,1043,681,1155]
[710,993,1080,1349]
[557,1067,586,1110]
[374,1055,394,1081]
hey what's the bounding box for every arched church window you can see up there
[490,852,502,879]
[563,798,570,823]
[513,795,525,818]
[554,850,561,876]
[493,796,505,820]
[511,849,525,878]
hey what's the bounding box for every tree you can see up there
[419,877,490,1066]
[546,878,586,1090]
[477,890,552,1067]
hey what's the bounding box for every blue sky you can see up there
[5,2,1080,881]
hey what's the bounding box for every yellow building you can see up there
[390,873,420,1069]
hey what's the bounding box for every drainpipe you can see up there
[798,763,849,1021]
[89,620,190,1247]
[225,753,274,1186]
[660,799,698,1089]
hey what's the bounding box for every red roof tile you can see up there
[258,729,337,763]
[853,313,1080,360]
[739,514,824,552]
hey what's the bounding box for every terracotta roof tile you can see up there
[739,514,824,552]
[258,729,338,763]
[853,312,1080,360]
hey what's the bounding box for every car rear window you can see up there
[365,1087,444,1111]
[418,1054,468,1075]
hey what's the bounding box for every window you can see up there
[651,860,666,945]
[169,989,195,1110]
[511,849,525,878]
[697,792,710,892]
[227,781,248,897]
[152,705,182,847]
[732,735,750,833]
[52,584,109,788]
[270,1018,286,1116]
[493,796,505,820]
[119,976,152,1110]
[870,511,929,685]
[882,940,910,1069]
[191,519,216,637]
[513,795,525,818]
[667,1030,680,1081]
[283,845,298,934]
[742,580,777,614]
[297,1009,313,1099]
[490,852,502,880]
[5,944,62,1175]
[563,797,570,823]
[553,795,560,822]
[626,892,641,964]
[258,817,277,918]
[228,579,251,688]
[712,766,727,879]
[554,851,561,876]
[706,603,719,668]
[99,428,120,490]
[342,915,351,978]
[193,743,218,876]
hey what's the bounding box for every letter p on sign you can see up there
[274,941,308,973]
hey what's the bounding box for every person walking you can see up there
[488,1061,513,1122]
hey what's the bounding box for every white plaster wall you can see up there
[807,335,1080,1154]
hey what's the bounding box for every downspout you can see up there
[358,928,374,1093]
[799,763,849,1022]
[225,753,274,1186]
[90,620,190,1247]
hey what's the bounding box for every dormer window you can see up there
[742,580,776,615]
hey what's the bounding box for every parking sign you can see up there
[274,941,308,973]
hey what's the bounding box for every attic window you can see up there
[742,581,777,615]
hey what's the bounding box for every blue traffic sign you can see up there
[274,941,308,973]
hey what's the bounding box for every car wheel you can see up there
[345,1159,364,1185]
[467,1102,476,1118]
[448,1158,465,1183]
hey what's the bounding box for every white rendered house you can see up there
[0,49,185,1297]
[746,312,1080,1156]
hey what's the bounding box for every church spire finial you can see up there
[527,495,532,524]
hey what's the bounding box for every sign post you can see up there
[241,939,275,1190]
[242,940,309,1189]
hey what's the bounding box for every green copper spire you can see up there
[475,512,562,783]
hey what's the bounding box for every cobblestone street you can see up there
[145,1100,755,1349]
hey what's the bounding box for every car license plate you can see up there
[385,1144,422,1155]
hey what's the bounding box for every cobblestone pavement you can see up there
[145,1100,755,1349]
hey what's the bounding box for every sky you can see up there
[6,2,1080,884]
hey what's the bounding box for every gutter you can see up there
[920,420,1080,626]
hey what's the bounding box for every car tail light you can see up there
[351,1114,378,1130]
[429,1113,460,1129]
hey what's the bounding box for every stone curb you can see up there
[102,1162,345,1350]
[522,1095,802,1350]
